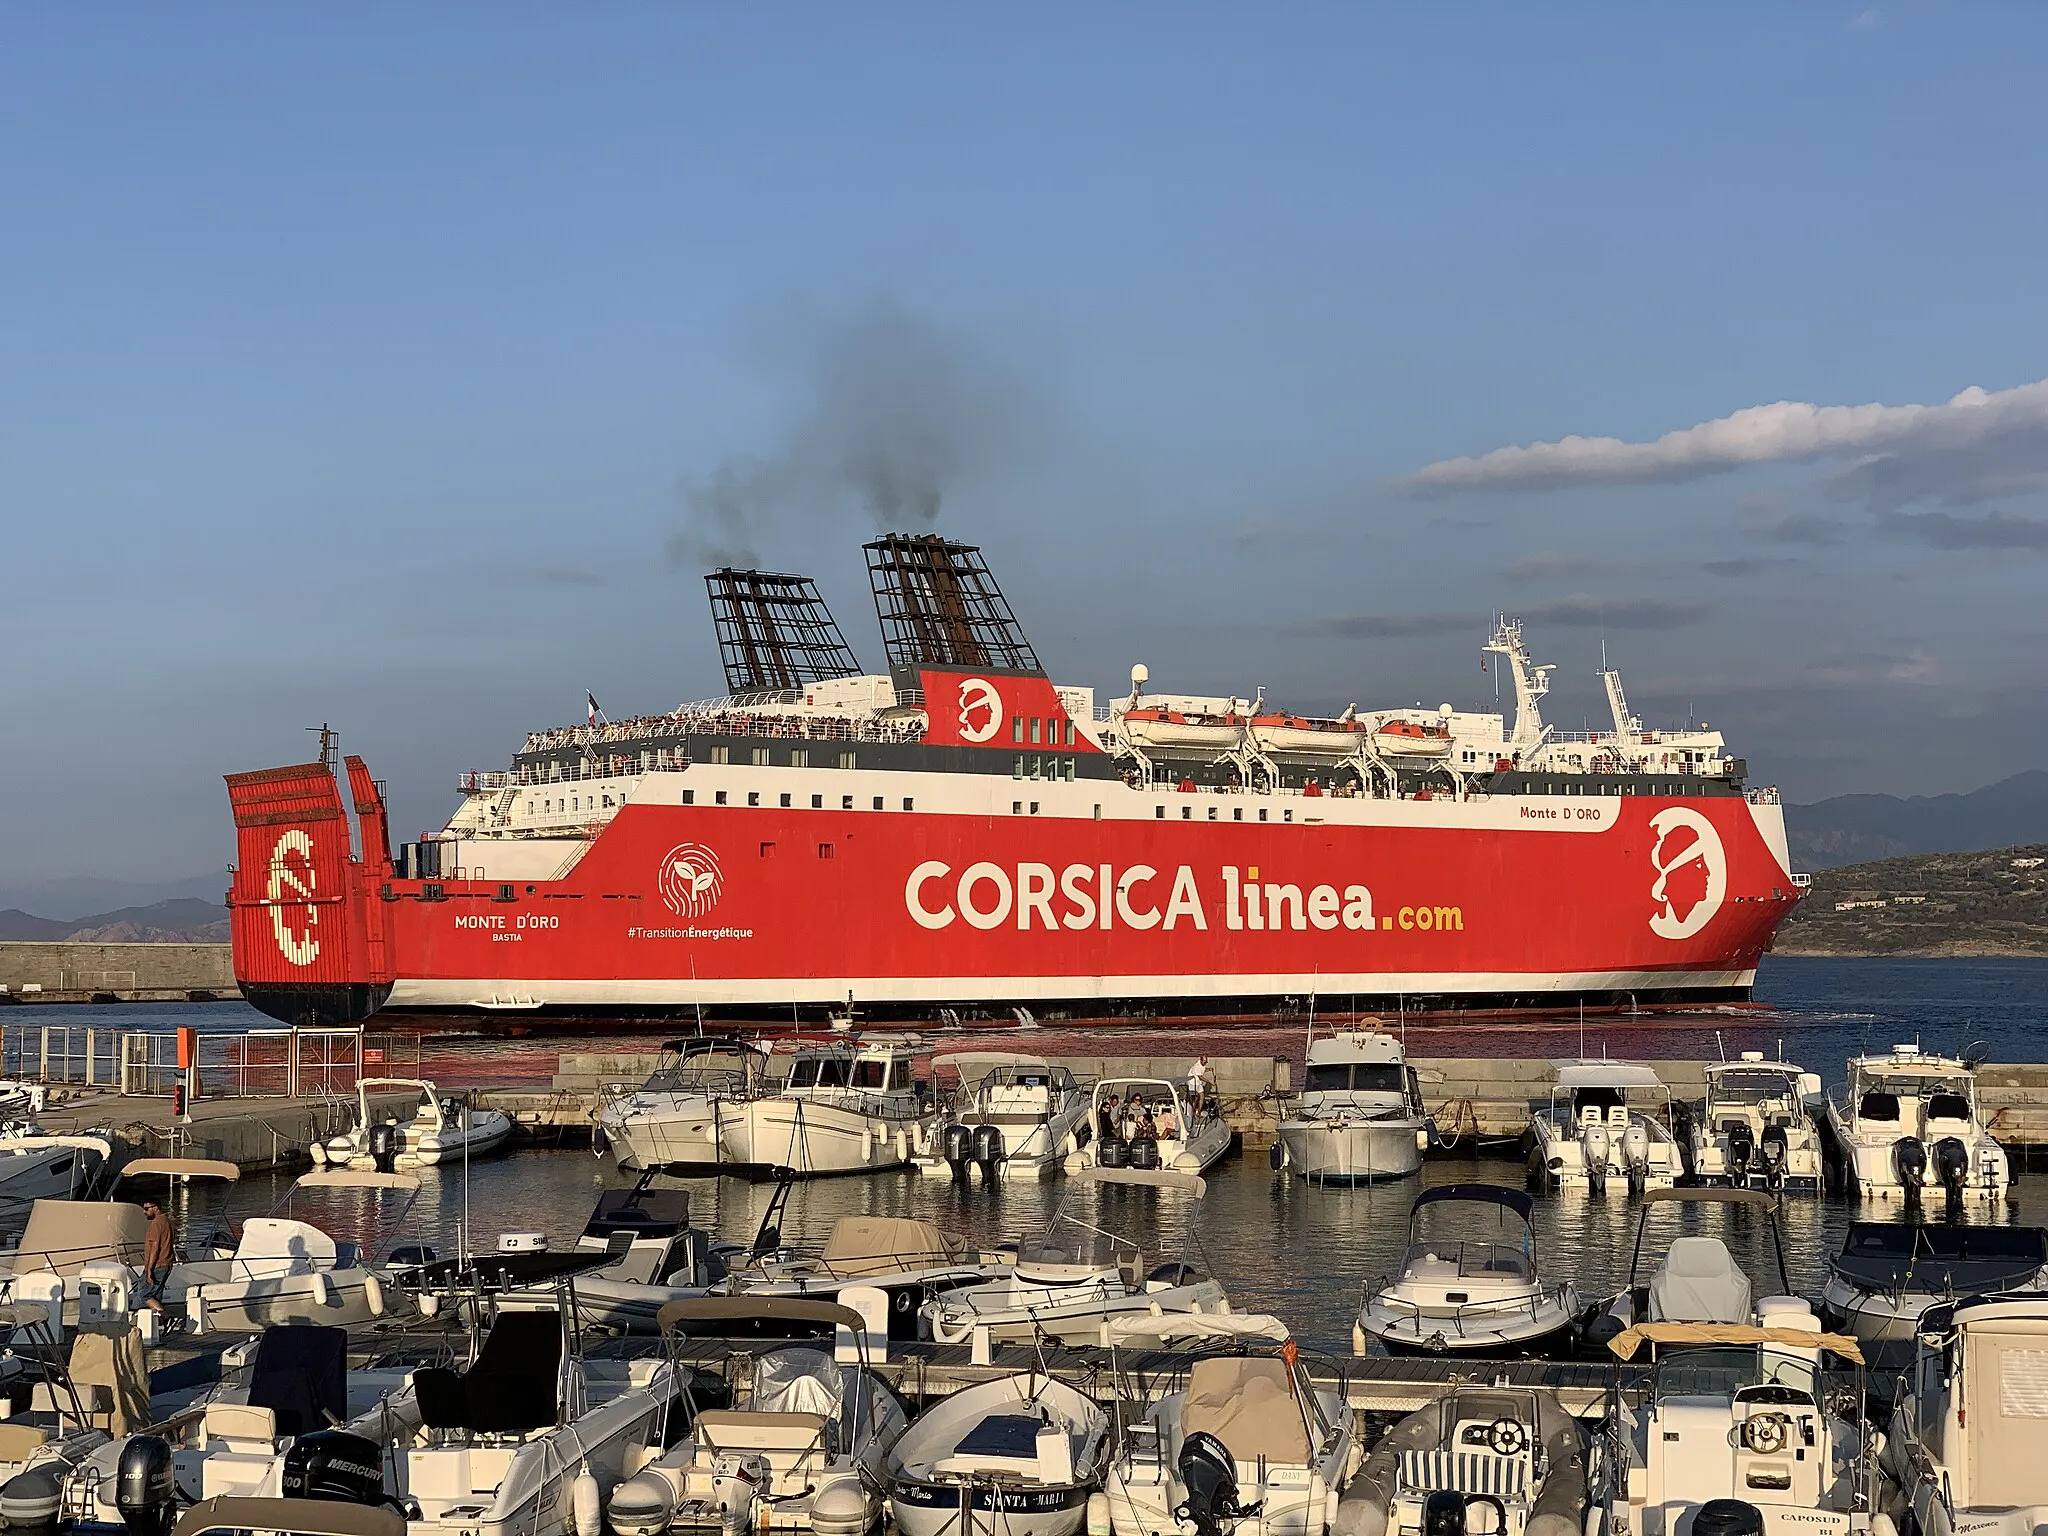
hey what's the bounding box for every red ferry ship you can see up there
[225,534,1804,1027]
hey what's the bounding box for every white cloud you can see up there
[1401,377,2048,495]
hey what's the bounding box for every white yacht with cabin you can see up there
[1683,1053,1824,1192]
[595,1038,766,1174]
[913,1054,1092,1181]
[718,1039,927,1177]
[1823,1045,2010,1204]
[1527,1060,1681,1194]
[1274,1029,1432,1184]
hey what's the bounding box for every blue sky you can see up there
[5,6,2046,892]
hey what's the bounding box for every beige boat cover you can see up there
[1182,1356,1312,1464]
[1608,1322,1864,1362]
[821,1217,961,1276]
[14,1200,147,1276]
[173,1496,404,1536]
[1105,1312,1290,1345]
[69,1321,150,1436]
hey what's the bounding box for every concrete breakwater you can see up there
[0,942,238,1002]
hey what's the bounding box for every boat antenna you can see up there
[462,1084,473,1266]
[1578,1001,1585,1063]
[1715,1029,1726,1063]
[690,958,705,1037]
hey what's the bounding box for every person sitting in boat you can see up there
[1134,1100,1160,1140]
[1154,1102,1177,1140]
[1098,1094,1123,1146]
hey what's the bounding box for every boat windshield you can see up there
[1400,1239,1531,1282]
[1652,1346,1819,1404]
[1709,1069,1799,1103]
[1306,1064,1407,1094]
[643,1058,754,1094]
[789,1056,853,1089]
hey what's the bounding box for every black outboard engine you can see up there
[282,1431,389,1506]
[1758,1123,1788,1189]
[1933,1136,1971,1217]
[115,1435,176,1536]
[1098,1136,1129,1169]
[1690,1499,1766,1536]
[971,1123,1004,1180]
[1671,1101,1696,1180]
[367,1120,400,1175]
[1128,1136,1161,1171]
[942,1122,973,1181]
[1422,1491,1468,1536]
[1174,1431,1253,1536]
[1724,1119,1755,1184]
[1893,1136,1927,1210]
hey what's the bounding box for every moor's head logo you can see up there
[956,677,1002,743]
[659,842,724,919]
[1647,806,1727,941]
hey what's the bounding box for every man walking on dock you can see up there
[140,1198,176,1315]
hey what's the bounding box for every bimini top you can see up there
[1640,1186,1779,1210]
[657,1296,867,1334]
[1551,1060,1666,1091]
[1412,1183,1535,1222]
[660,1037,768,1058]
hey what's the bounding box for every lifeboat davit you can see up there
[1118,705,1245,752]
[1373,718,1455,759]
[1249,712,1366,757]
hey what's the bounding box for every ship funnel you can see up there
[705,569,864,694]
[864,533,1042,673]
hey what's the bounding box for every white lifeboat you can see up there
[1250,711,1367,757]
[1373,718,1455,759]
[1117,705,1246,752]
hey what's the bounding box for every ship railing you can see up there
[1744,787,1782,806]
[0,1024,420,1098]
[461,770,514,792]
[521,712,926,756]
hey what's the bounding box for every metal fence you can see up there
[0,1024,420,1098]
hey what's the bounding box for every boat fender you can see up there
[808,1475,869,1536]
[571,1470,604,1536]
[311,1270,337,1307]
[417,1291,440,1318]
[606,1472,679,1536]
[1352,1321,1367,1357]
[308,1140,330,1167]
[1269,1142,1285,1171]
[363,1272,385,1317]
[1086,1491,1113,1536]
[591,1125,609,1158]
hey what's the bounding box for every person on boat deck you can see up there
[140,1198,176,1312]
[1154,1102,1177,1139]
[1097,1094,1122,1144]
[1188,1056,1215,1113]
[1134,1100,1160,1139]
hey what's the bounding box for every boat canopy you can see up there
[118,1157,242,1183]
[820,1216,962,1276]
[933,1051,1051,1075]
[1608,1321,1863,1363]
[14,1200,146,1276]
[658,1296,868,1333]
[1640,1186,1777,1209]
[1832,1223,2048,1295]
[1072,1166,1207,1195]
[295,1169,421,1192]
[660,1037,767,1057]
[1412,1183,1535,1222]
[1182,1356,1312,1464]
[1551,1060,1665,1091]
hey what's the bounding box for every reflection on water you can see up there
[208,1146,2048,1360]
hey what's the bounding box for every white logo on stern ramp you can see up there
[1647,807,1727,941]
[956,677,1002,743]
[266,829,321,967]
[659,843,724,918]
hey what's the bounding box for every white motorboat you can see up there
[886,1373,1112,1536]
[924,1169,1233,1346]
[315,1077,512,1169]
[1275,1029,1431,1185]
[1355,1185,1579,1358]
[1105,1352,1354,1536]
[0,1133,113,1225]
[1527,1059,1682,1194]
[609,1297,907,1536]
[1682,1053,1825,1192]
[1064,1077,1230,1177]
[1339,1384,1589,1536]
[737,1213,1002,1341]
[915,1054,1092,1182]
[1603,1320,1878,1536]
[491,1175,729,1333]
[1581,1188,1797,1352]
[1883,1292,2048,1536]
[1819,1222,2048,1375]
[1823,1045,2010,1206]
[179,1168,419,1334]
[594,1038,767,1174]
[718,1039,926,1177]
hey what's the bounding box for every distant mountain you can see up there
[1787,770,2048,871]
[0,898,230,944]
[0,872,229,924]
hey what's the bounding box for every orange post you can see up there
[176,1027,200,1104]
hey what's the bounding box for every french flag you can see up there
[586,690,602,726]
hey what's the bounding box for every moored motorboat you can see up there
[1355,1185,1578,1358]
[1527,1059,1681,1194]
[1580,1188,1798,1353]
[1276,1028,1430,1185]
[1065,1077,1229,1176]
[736,1213,1002,1341]
[1337,1384,1588,1536]
[1681,1053,1825,1192]
[595,1038,767,1174]
[886,1373,1112,1536]
[491,1174,729,1332]
[718,1039,927,1178]
[1822,1045,2010,1206]
[314,1077,512,1169]
[1819,1222,2048,1375]
[915,1054,1092,1182]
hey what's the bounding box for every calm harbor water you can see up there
[10,956,2047,1362]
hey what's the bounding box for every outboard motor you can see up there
[1690,1499,1766,1536]
[1128,1136,1161,1171]
[1933,1136,1971,1217]
[1671,1101,1696,1180]
[281,1431,388,1505]
[711,1452,770,1536]
[1621,1120,1651,1195]
[1893,1136,1927,1210]
[1758,1123,1788,1189]
[115,1435,177,1536]
[1580,1121,1609,1193]
[367,1120,400,1175]
[971,1123,1004,1181]
[1422,1491,1467,1536]
[1724,1120,1755,1184]
[1098,1136,1129,1169]
[942,1122,973,1181]
[1173,1431,1252,1536]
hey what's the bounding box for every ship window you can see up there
[872,796,884,810]
[902,798,914,811]
[709,746,729,765]
[1012,716,1024,743]
[1233,807,1243,821]
[779,793,791,808]
[1030,801,1040,815]
[1065,720,1075,746]
[842,794,854,810]
[1093,804,1102,821]
[715,790,728,806]
[1014,757,1025,779]
[838,751,857,770]
[1156,805,1166,819]
[812,794,823,809]
[1030,718,1042,744]
[791,749,809,768]
[759,842,775,858]
[1013,801,1023,815]
[747,791,760,807]
[681,789,695,805]
[1259,808,1269,822]
[1284,808,1294,822]
[752,748,770,767]
[818,843,834,859]
[1207,806,1217,820]
[1182,805,1192,820]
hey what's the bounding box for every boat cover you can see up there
[1104,1312,1289,1344]
[1648,1237,1752,1324]
[69,1322,149,1436]
[247,1324,348,1437]
[1831,1222,2048,1295]
[754,1346,844,1417]
[1608,1322,1862,1362]
[14,1200,146,1275]
[172,1496,404,1536]
[955,1414,1042,1459]
[821,1217,961,1276]
[1181,1357,1311,1465]
[1550,1061,1664,1091]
